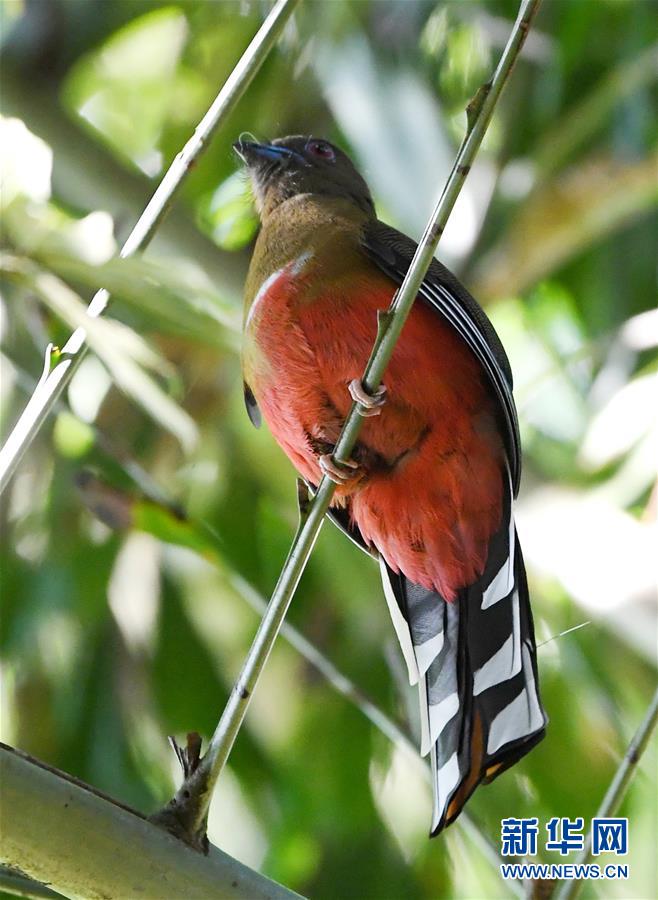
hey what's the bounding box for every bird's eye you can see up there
[307,140,335,161]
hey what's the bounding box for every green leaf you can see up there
[200,170,259,252]
[62,7,189,173]
[134,500,219,561]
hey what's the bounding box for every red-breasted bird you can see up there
[235,135,546,835]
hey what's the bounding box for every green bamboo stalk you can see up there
[554,685,658,900]
[0,867,63,900]
[232,578,523,898]
[0,0,300,496]
[2,355,516,886]
[0,743,303,900]
[159,0,542,843]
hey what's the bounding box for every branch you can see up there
[554,685,658,900]
[53,440,518,888]
[0,254,198,452]
[157,0,542,846]
[64,445,521,892]
[0,743,303,900]
[0,66,248,302]
[0,0,300,495]
[0,867,62,900]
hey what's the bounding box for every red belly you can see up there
[243,264,505,600]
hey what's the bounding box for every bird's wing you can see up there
[361,219,521,495]
[243,382,262,428]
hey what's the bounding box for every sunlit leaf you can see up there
[200,170,259,252]
[1,255,198,452]
[62,7,189,173]
[0,115,52,205]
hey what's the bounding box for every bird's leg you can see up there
[308,425,370,489]
[319,452,364,487]
[349,378,387,416]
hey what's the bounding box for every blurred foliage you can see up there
[1,1,657,898]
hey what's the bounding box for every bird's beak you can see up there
[233,139,302,166]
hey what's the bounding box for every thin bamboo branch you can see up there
[0,254,198,451]
[4,340,526,891]
[0,743,303,900]
[3,331,526,889]
[0,0,299,496]
[554,685,658,900]
[231,576,524,899]
[158,0,542,843]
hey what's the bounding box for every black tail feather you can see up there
[380,488,547,835]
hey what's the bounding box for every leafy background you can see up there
[1,1,656,898]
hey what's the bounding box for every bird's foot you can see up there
[319,453,364,487]
[349,378,387,416]
[148,732,209,853]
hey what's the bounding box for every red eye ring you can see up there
[307,140,335,161]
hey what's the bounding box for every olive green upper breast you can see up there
[243,194,372,321]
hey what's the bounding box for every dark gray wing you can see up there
[243,382,261,428]
[361,220,521,495]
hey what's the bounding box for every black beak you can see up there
[233,140,302,166]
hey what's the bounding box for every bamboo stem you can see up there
[0,867,63,900]
[230,571,524,897]
[554,685,658,900]
[0,743,303,900]
[164,0,542,841]
[0,0,300,496]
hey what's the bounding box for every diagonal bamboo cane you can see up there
[0,0,300,496]
[2,347,522,887]
[0,743,303,900]
[153,0,543,847]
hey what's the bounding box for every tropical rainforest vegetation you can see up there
[1,1,656,897]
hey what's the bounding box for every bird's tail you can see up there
[379,487,547,835]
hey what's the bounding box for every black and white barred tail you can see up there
[380,478,546,834]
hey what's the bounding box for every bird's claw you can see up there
[319,453,363,486]
[349,378,387,416]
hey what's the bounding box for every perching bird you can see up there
[235,135,546,835]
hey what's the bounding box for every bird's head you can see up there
[234,135,375,219]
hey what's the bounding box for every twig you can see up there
[535,621,591,648]
[5,338,525,891]
[156,0,542,846]
[0,0,300,496]
[66,442,517,883]
[226,575,522,896]
[554,685,658,900]
[0,255,198,451]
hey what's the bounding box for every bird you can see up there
[234,134,547,836]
